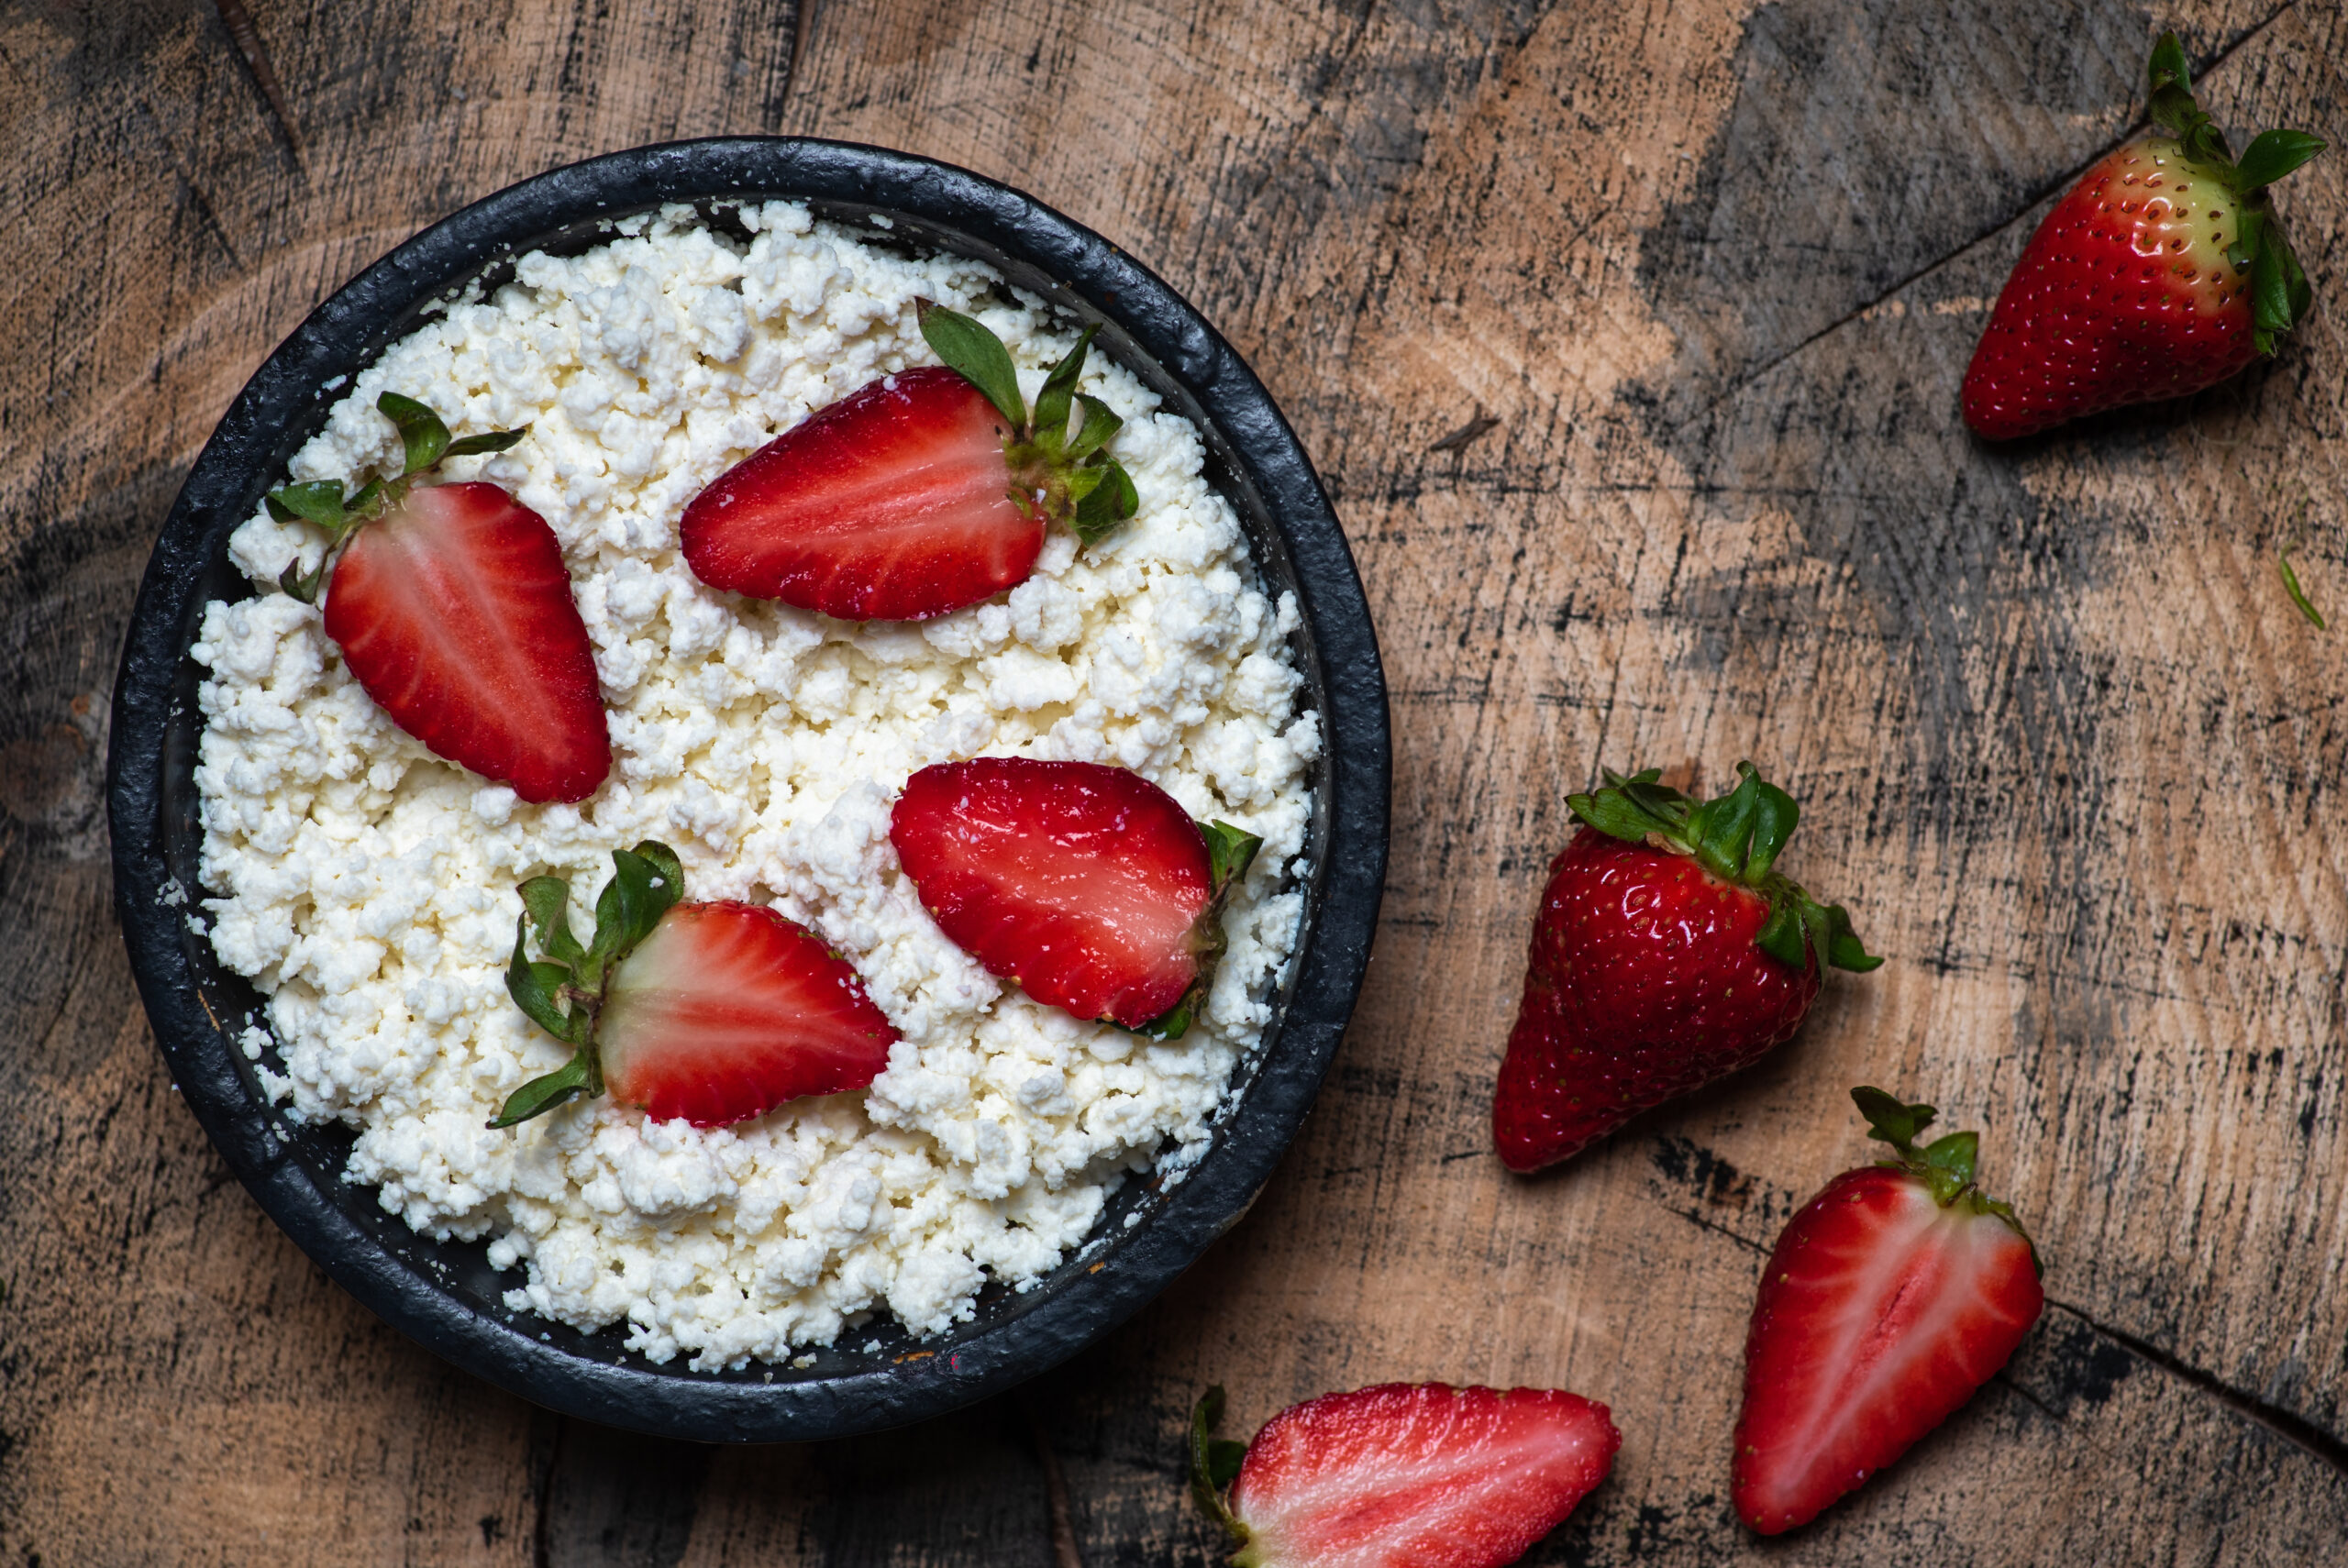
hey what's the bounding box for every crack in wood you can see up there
[2045,1299,2348,1478]
[210,0,303,167]
[1700,1,2303,411]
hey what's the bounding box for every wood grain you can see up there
[4,1,2344,1562]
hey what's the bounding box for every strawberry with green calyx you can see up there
[1188,1382,1620,1568]
[493,840,897,1130]
[1733,1088,2045,1535]
[1567,764,1877,973]
[268,391,530,602]
[679,304,1140,621]
[916,302,1140,545]
[1962,32,2326,439]
[889,758,1261,1037]
[1491,762,1881,1174]
[268,392,610,804]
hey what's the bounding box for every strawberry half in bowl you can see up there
[105,139,1390,1442]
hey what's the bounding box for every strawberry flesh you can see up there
[1733,1166,2044,1534]
[890,757,1213,1029]
[1493,829,1820,1173]
[1226,1384,1619,1568]
[598,901,898,1127]
[324,480,610,803]
[680,366,1042,621]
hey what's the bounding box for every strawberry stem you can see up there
[1187,1386,1252,1548]
[1567,763,1883,975]
[1850,1087,2040,1269]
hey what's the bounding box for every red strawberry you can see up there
[598,902,897,1127]
[888,757,1259,1034]
[490,842,897,1130]
[269,392,609,803]
[681,304,1138,621]
[1733,1088,2045,1534]
[1491,764,1879,1174]
[1962,32,2324,439]
[1188,1383,1619,1568]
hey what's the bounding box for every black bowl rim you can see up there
[105,136,1390,1442]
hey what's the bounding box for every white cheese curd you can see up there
[189,202,1319,1369]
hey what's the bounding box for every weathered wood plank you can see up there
[3,0,2344,1562]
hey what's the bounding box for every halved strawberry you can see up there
[888,757,1259,1035]
[490,841,897,1130]
[1733,1088,2045,1535]
[1189,1383,1620,1568]
[679,304,1138,621]
[270,392,609,803]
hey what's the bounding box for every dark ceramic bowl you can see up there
[106,138,1389,1441]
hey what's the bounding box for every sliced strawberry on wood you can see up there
[679,303,1138,621]
[1733,1088,2045,1535]
[888,756,1260,1035]
[1188,1383,1620,1568]
[270,391,609,803]
[490,841,897,1131]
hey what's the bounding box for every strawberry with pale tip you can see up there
[1491,762,1881,1174]
[491,840,898,1131]
[1733,1088,2045,1535]
[1188,1382,1620,1568]
[267,392,611,803]
[680,303,1139,621]
[1962,32,2325,439]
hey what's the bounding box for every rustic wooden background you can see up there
[6,0,2346,1562]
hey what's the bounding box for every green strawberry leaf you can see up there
[1188,1386,1250,1545]
[378,391,452,475]
[2250,239,2292,352]
[277,558,327,604]
[489,1052,600,1129]
[1202,820,1263,895]
[2233,128,2326,193]
[917,302,1026,430]
[444,425,531,458]
[1922,1129,1980,1200]
[1854,1086,1935,1153]
[1066,394,1123,460]
[268,480,350,532]
[519,875,585,970]
[1754,902,1809,969]
[2279,549,2328,630]
[505,916,579,1041]
[1821,902,1883,972]
[1032,326,1100,453]
[1131,994,1199,1041]
[1072,458,1138,546]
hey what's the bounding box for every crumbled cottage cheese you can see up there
[189,203,1319,1369]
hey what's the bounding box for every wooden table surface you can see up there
[6,1,2347,1562]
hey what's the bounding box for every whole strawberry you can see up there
[1963,32,2325,439]
[1733,1088,2044,1534]
[268,392,611,803]
[1189,1382,1619,1568]
[1491,763,1879,1173]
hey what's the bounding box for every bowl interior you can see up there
[115,139,1387,1441]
